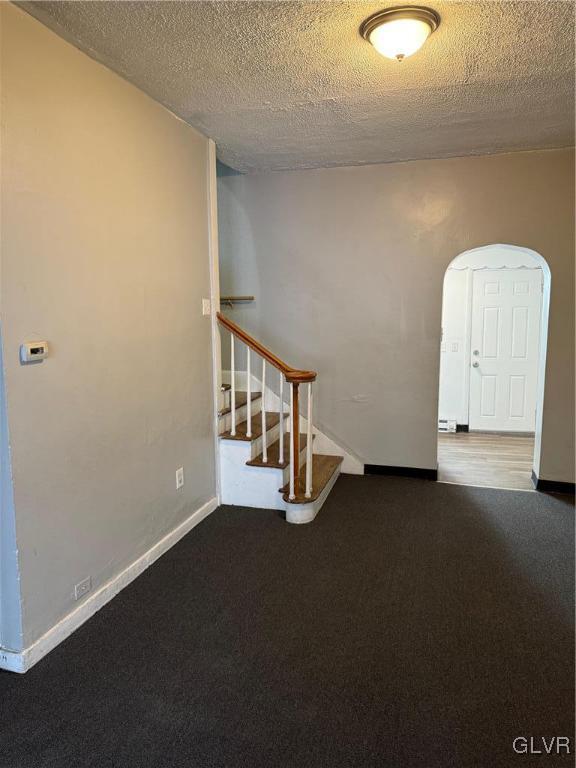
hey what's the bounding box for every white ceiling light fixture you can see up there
[360,6,440,62]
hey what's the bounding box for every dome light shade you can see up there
[360,7,440,62]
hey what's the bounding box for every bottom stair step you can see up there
[246,434,310,469]
[279,454,343,504]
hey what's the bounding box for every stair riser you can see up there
[218,401,268,433]
[218,402,250,433]
[247,421,287,458]
[219,389,266,414]
[248,426,310,463]
[219,418,288,457]
[250,446,308,478]
[219,390,258,413]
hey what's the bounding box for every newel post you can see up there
[292,383,300,495]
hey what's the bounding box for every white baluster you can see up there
[305,382,313,498]
[261,359,267,463]
[230,334,236,436]
[279,372,284,465]
[246,347,252,438]
[289,383,295,500]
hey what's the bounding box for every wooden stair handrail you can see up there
[217,312,317,383]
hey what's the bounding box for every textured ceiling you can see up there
[20,1,575,172]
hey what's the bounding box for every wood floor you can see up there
[437,432,535,491]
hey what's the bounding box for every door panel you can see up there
[469,268,542,432]
[480,375,497,416]
[509,376,526,418]
[482,307,500,358]
[511,307,528,358]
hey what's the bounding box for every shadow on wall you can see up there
[216,160,243,178]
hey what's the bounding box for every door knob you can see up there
[472,361,479,368]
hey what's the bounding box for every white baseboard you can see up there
[0,496,218,674]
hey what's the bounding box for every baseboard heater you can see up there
[438,420,469,433]
[365,464,438,481]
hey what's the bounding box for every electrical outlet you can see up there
[74,576,92,601]
[176,467,184,490]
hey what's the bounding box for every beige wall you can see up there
[1,4,216,650]
[218,148,575,482]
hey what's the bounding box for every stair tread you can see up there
[246,434,310,469]
[219,391,262,417]
[280,454,343,504]
[220,412,285,441]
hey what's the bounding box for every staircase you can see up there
[217,313,343,524]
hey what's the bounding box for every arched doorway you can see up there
[437,244,551,490]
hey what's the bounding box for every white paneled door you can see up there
[469,268,542,432]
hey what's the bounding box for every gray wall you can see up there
[1,4,216,649]
[218,148,575,482]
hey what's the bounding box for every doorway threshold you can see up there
[437,432,535,492]
[437,479,535,493]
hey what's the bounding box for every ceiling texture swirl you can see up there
[20,1,576,172]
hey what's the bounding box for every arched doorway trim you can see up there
[441,244,551,482]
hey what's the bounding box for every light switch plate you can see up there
[202,298,211,316]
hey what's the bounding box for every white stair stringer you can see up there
[220,440,286,510]
[219,434,308,511]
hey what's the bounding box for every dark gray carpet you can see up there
[1,476,574,767]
